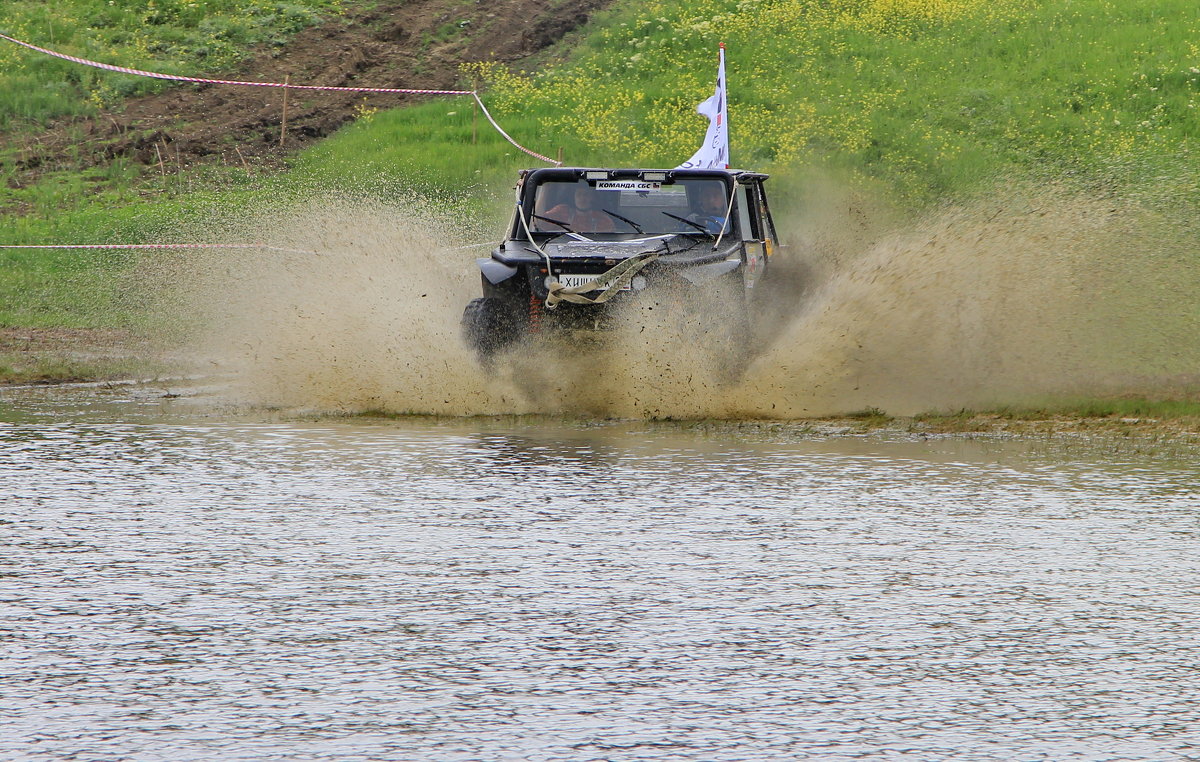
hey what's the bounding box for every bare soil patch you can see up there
[8,0,611,183]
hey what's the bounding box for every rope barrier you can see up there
[0,32,471,95]
[0,243,317,254]
[1,242,498,253]
[471,93,560,166]
[0,32,562,166]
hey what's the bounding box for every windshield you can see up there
[528,177,734,236]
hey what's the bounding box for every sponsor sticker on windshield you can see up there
[595,180,662,191]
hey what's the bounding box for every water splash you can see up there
[734,188,1200,417]
[151,186,1199,418]
[145,196,523,414]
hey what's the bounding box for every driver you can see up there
[542,185,615,233]
[690,184,730,234]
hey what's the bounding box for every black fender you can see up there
[476,257,519,285]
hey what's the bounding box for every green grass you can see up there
[0,352,176,385]
[286,98,563,220]
[463,0,1200,212]
[0,201,168,327]
[216,0,1200,218]
[9,0,1200,219]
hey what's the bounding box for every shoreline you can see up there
[3,327,1198,438]
[0,326,181,387]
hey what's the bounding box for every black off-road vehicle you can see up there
[462,167,782,361]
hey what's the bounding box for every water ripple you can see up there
[1,401,1199,760]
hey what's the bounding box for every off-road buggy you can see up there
[462,167,782,362]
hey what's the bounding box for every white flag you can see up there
[677,44,728,169]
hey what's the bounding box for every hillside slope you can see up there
[470,0,1200,210]
[3,0,610,188]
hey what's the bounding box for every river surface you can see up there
[3,384,1199,761]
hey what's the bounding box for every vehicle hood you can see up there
[540,234,733,264]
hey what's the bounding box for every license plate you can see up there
[557,273,630,291]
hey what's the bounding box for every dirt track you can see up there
[9,0,612,183]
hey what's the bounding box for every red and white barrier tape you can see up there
[469,93,559,165]
[0,32,562,166]
[471,94,560,165]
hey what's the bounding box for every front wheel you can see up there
[461,297,522,361]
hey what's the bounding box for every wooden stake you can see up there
[235,145,250,173]
[154,142,166,177]
[472,79,478,145]
[279,75,290,147]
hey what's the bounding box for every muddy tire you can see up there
[462,297,522,360]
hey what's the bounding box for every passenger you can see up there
[542,185,616,233]
[689,184,730,234]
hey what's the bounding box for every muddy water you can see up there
[142,191,1200,420]
[3,384,1199,760]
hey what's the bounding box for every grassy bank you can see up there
[8,0,1200,227]
[10,0,1200,210]
[0,0,341,215]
